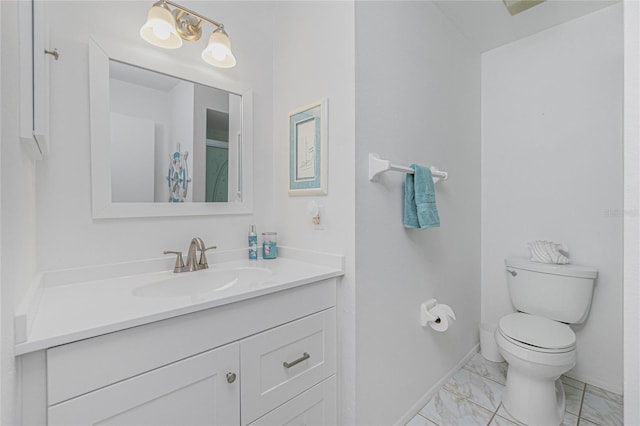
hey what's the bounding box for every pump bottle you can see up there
[248,225,258,260]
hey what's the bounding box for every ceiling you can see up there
[433,0,620,52]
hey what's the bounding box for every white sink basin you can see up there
[132,266,274,298]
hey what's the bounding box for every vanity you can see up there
[17,249,343,425]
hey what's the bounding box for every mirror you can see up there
[89,38,253,218]
[109,60,242,204]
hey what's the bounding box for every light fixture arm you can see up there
[163,0,224,30]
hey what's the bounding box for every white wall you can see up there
[271,2,356,424]
[110,113,155,202]
[481,4,623,392]
[355,2,481,424]
[623,1,640,422]
[1,2,39,422]
[110,79,173,202]
[36,1,274,272]
[110,77,173,202]
[0,3,3,420]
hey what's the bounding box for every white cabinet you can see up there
[249,377,336,426]
[20,279,337,425]
[241,309,336,425]
[18,0,51,159]
[48,343,240,426]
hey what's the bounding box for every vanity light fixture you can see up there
[140,0,236,68]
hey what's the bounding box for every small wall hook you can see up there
[45,48,59,60]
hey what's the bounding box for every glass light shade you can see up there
[140,3,183,49]
[201,29,236,68]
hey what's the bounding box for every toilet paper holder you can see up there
[420,298,456,329]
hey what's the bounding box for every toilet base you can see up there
[502,369,566,426]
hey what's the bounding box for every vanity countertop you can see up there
[15,248,344,355]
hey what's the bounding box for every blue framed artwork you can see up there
[288,99,328,196]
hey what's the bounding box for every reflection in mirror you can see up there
[108,60,241,203]
[205,108,229,202]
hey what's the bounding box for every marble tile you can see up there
[416,354,623,426]
[444,368,504,411]
[561,412,579,426]
[577,419,600,426]
[580,391,623,426]
[463,353,508,385]
[405,413,438,426]
[561,375,585,391]
[489,414,518,426]
[584,384,623,405]
[419,388,494,426]
[496,403,579,426]
[565,382,585,416]
[496,404,525,426]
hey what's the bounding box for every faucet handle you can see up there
[198,246,217,269]
[164,251,185,273]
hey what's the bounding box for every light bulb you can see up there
[201,28,236,68]
[210,44,229,60]
[151,19,172,40]
[139,2,182,49]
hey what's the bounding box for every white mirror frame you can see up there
[89,37,253,219]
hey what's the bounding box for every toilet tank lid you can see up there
[505,257,598,279]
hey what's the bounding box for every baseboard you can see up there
[564,373,623,396]
[394,344,480,426]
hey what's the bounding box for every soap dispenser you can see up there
[248,225,258,260]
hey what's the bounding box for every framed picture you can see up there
[288,99,328,196]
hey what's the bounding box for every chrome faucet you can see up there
[164,237,216,273]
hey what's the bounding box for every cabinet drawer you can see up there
[241,308,336,425]
[249,375,336,426]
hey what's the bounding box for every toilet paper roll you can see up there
[429,313,449,332]
[427,304,455,332]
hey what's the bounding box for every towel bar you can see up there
[368,153,448,183]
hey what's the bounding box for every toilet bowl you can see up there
[496,258,597,426]
[495,313,576,425]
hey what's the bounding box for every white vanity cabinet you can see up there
[48,343,240,425]
[241,308,336,425]
[19,278,337,426]
[248,377,336,426]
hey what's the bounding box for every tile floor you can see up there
[406,353,623,426]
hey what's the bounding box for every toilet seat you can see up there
[498,313,576,353]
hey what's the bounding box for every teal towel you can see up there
[404,164,440,229]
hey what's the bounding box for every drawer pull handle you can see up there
[226,372,237,383]
[283,352,310,369]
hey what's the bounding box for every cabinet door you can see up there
[48,343,239,426]
[249,376,336,426]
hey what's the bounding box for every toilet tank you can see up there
[505,258,598,324]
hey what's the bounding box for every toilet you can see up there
[495,257,597,426]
